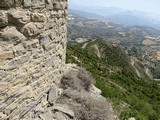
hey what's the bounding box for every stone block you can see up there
[23,39,39,50]
[7,53,30,70]
[15,53,30,64]
[8,9,30,27]
[22,22,44,37]
[45,19,56,30]
[44,43,58,52]
[1,27,26,44]
[31,13,46,22]
[23,0,45,8]
[39,32,51,45]
[15,43,26,55]
[4,74,14,82]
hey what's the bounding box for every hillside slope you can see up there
[67,39,160,120]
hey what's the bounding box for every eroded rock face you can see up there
[0,0,67,119]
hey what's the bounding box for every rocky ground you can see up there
[21,64,117,120]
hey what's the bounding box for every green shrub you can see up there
[66,39,160,119]
[120,109,146,120]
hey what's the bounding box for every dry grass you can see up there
[58,67,115,120]
[61,67,94,91]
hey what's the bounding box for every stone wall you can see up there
[0,0,68,119]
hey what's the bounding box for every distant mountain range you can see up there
[69,7,160,29]
[69,9,107,20]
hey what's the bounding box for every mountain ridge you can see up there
[69,8,160,29]
[67,39,160,120]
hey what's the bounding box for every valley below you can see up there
[67,10,160,120]
[68,11,160,80]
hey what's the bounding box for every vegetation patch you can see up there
[66,39,160,120]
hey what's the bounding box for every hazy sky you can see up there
[69,0,160,14]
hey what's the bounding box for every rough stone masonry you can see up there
[0,0,68,119]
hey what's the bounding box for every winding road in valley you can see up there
[131,57,141,78]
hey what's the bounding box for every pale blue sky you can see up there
[69,0,160,14]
